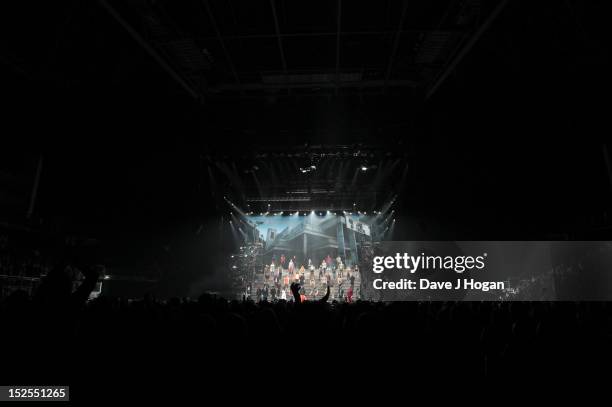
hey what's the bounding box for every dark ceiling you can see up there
[2,0,502,100]
[1,0,611,240]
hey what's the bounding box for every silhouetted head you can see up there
[39,264,73,302]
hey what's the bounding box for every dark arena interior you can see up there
[1,0,612,398]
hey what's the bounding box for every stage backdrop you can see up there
[245,213,373,268]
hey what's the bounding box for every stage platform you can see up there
[249,269,361,302]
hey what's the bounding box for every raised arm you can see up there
[290,282,302,303]
[71,265,100,307]
[318,284,330,303]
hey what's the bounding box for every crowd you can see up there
[1,231,610,389]
[1,258,610,383]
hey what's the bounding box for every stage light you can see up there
[361,166,368,171]
[299,165,317,174]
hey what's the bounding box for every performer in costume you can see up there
[288,258,295,275]
[347,286,353,303]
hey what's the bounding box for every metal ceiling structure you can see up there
[98,0,507,101]
[206,143,409,213]
[2,0,611,239]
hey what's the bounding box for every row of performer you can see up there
[263,264,358,288]
[267,254,350,274]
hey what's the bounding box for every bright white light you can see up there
[361,166,367,171]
